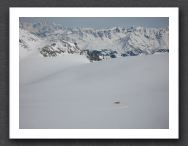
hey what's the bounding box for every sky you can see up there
[20,17,169,29]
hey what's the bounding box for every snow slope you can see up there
[20,54,169,129]
[19,29,42,59]
[20,54,90,85]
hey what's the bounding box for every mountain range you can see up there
[19,22,169,61]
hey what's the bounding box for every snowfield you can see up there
[20,53,169,129]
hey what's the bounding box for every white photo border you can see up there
[9,7,179,139]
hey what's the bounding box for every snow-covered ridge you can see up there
[19,22,169,61]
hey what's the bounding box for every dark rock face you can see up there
[80,49,118,61]
[156,31,163,40]
[19,39,29,49]
[39,41,81,57]
[121,49,144,57]
[40,46,64,57]
[88,50,103,61]
[155,49,169,53]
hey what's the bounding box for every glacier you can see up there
[20,53,169,129]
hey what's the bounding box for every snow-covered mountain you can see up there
[19,22,169,61]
